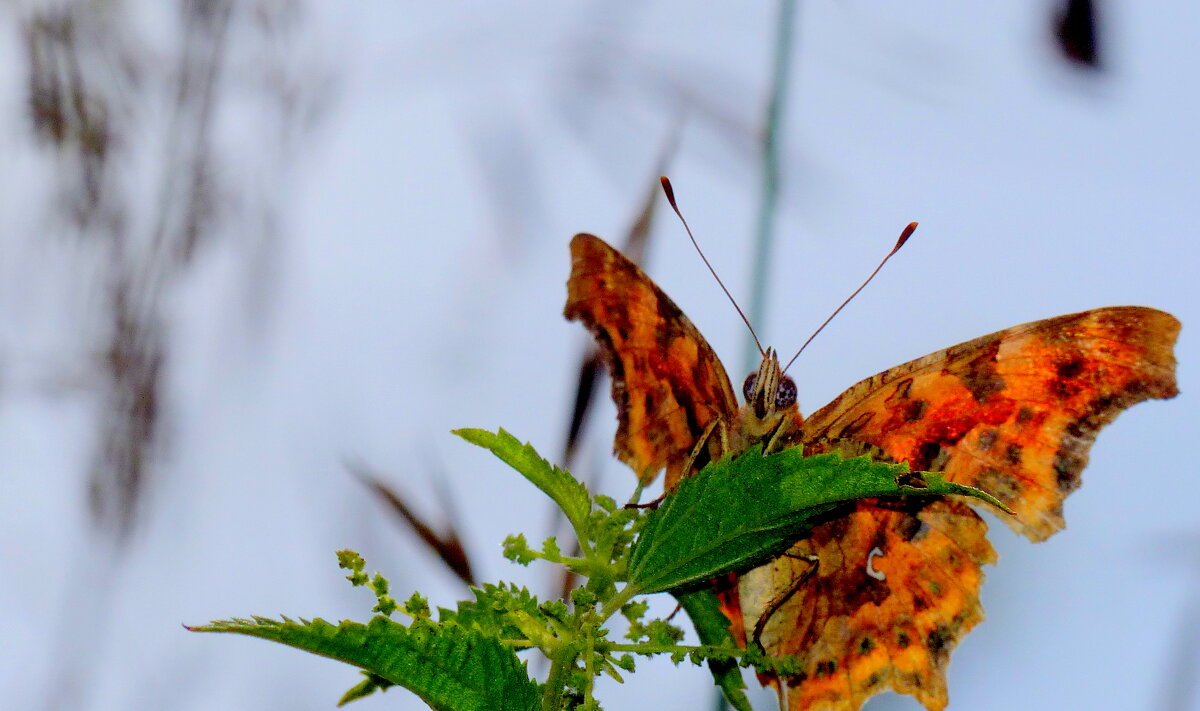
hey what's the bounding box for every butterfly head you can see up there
[741,348,798,420]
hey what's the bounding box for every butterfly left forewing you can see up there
[742,306,1179,711]
[564,233,739,485]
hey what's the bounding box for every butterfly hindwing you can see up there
[741,498,994,711]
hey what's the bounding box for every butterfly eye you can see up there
[775,376,797,409]
[742,373,757,401]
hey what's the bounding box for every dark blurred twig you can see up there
[349,460,476,587]
[19,2,324,708]
[1054,0,1102,69]
[20,0,321,539]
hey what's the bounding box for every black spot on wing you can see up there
[886,378,914,402]
[642,390,656,418]
[1053,447,1084,494]
[926,624,953,662]
[1056,358,1085,379]
[902,399,928,422]
[912,441,944,472]
[896,513,929,542]
[839,411,876,439]
[1052,392,1126,493]
[978,468,1024,503]
[957,338,1005,402]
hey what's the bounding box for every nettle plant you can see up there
[189,428,1004,711]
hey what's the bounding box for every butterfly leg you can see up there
[624,417,727,509]
[683,416,728,475]
[762,415,796,455]
[751,551,819,648]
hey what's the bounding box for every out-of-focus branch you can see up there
[349,460,476,587]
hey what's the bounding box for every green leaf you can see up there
[455,428,593,546]
[190,616,539,711]
[337,550,369,586]
[628,446,1006,594]
[438,583,543,642]
[337,672,394,706]
[502,534,538,566]
[675,588,753,711]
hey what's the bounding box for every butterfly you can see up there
[563,231,1179,711]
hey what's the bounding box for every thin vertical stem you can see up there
[720,5,799,710]
[542,652,575,711]
[743,0,798,376]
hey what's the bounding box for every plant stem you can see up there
[583,627,596,705]
[598,584,640,625]
[743,0,798,375]
[541,649,577,711]
[625,479,647,507]
[606,642,746,656]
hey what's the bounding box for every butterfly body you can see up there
[564,232,1179,711]
[737,347,801,438]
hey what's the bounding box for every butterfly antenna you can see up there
[782,221,918,373]
[660,176,764,356]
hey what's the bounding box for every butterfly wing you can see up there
[746,306,1180,711]
[564,233,739,484]
[741,498,994,711]
[804,306,1179,540]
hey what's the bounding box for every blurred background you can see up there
[1,1,1197,710]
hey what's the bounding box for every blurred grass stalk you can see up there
[723,4,799,710]
[742,0,797,376]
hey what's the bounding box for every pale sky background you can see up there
[0,2,1197,711]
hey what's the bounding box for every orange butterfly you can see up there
[564,232,1179,711]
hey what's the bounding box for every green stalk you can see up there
[541,649,578,711]
[583,627,596,705]
[743,0,798,374]
[606,642,746,656]
[598,584,640,625]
